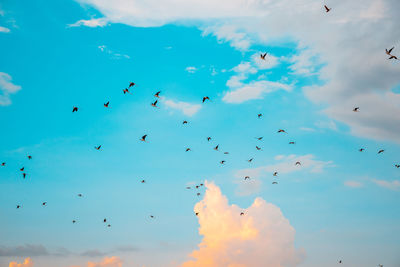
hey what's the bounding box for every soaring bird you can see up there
[256,146,262,151]
[260,53,267,60]
[240,212,245,216]
[195,185,200,189]
[27,155,32,160]
[359,148,365,152]
[272,181,278,184]
[214,145,219,151]
[247,158,253,162]
[295,161,301,166]
[42,202,47,206]
[200,183,204,186]
[195,212,199,216]
[151,100,158,108]
[22,173,26,179]
[104,101,110,108]
[386,47,394,55]
[123,88,131,94]
[141,179,146,183]
[20,167,24,171]
[258,113,263,118]
[129,82,135,88]
[197,192,201,196]
[353,107,360,112]
[277,129,287,133]
[273,172,278,176]
[220,160,226,165]
[154,91,161,98]
[207,137,211,141]
[185,148,191,152]
[95,145,101,150]
[324,5,331,12]
[224,152,229,154]
[183,120,188,124]
[389,55,398,60]
[107,224,111,227]
[244,176,250,180]
[77,194,83,197]
[339,260,342,263]
[378,149,385,154]
[140,135,147,142]
[289,141,296,145]
[256,137,263,140]
[202,96,210,103]
[150,215,155,219]
[72,106,78,112]
[1,162,5,166]
[72,220,76,223]
[395,164,400,168]
[16,205,21,209]
[103,218,107,223]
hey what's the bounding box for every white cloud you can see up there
[203,25,251,51]
[68,18,108,28]
[0,72,21,106]
[185,66,197,73]
[315,120,338,131]
[181,181,304,267]
[0,26,10,33]
[371,179,400,191]
[344,180,363,188]
[98,45,130,59]
[162,97,202,117]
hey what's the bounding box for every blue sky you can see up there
[1,0,400,267]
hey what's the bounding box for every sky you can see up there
[0,0,399,266]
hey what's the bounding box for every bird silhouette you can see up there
[27,155,32,160]
[197,192,201,196]
[202,96,210,103]
[395,164,400,168]
[224,152,229,154]
[72,106,78,112]
[289,141,296,145]
[256,146,262,151]
[386,47,394,55]
[72,220,76,223]
[195,212,199,216]
[260,53,267,60]
[20,167,24,171]
[103,218,107,223]
[22,173,26,179]
[107,224,111,227]
[273,172,278,176]
[220,160,226,165]
[388,55,398,60]
[240,212,245,216]
[150,215,154,219]
[77,194,83,197]
[151,100,158,108]
[258,113,263,118]
[324,5,331,12]
[256,137,263,140]
[214,145,219,151]
[42,202,47,206]
[129,82,135,88]
[185,148,191,152]
[207,137,212,141]
[295,161,301,166]
[272,181,278,184]
[359,148,365,152]
[95,145,101,150]
[154,91,161,98]
[277,129,287,133]
[1,162,5,166]
[186,186,191,189]
[378,149,385,154]
[353,107,360,112]
[16,205,21,209]
[123,88,131,94]
[140,135,147,142]
[104,101,110,108]
[183,120,188,124]
[244,176,250,180]
[141,180,146,183]
[247,158,253,162]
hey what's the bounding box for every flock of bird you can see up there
[1,4,397,266]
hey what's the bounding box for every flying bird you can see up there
[289,141,296,145]
[378,149,385,154]
[185,148,191,152]
[388,55,398,60]
[104,101,110,108]
[150,215,154,219]
[183,120,188,124]
[103,218,107,223]
[214,145,219,151]
[72,220,76,223]
[353,107,360,112]
[151,100,158,108]
[224,152,229,154]
[324,5,331,12]
[386,47,394,55]
[272,181,278,184]
[95,145,101,150]
[20,167,24,171]
[154,91,161,98]
[1,162,5,166]
[240,212,245,216]
[16,205,21,209]
[207,137,212,141]
[27,155,32,160]
[277,129,287,133]
[107,224,111,227]
[256,137,263,140]
[260,53,267,60]
[244,176,250,180]
[140,135,147,142]
[295,161,301,166]
[123,88,131,94]
[195,212,199,216]
[202,96,210,103]
[247,158,253,162]
[141,180,146,183]
[72,106,78,112]
[273,172,278,176]
[22,173,26,179]
[220,160,226,165]
[197,192,201,196]
[395,164,400,168]
[186,186,191,189]
[359,148,365,152]
[77,194,83,197]
[258,113,263,118]
[129,82,135,88]
[42,202,47,206]
[256,146,262,151]
[339,260,342,264]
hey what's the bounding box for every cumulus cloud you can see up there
[344,180,363,188]
[181,181,304,267]
[68,18,108,27]
[0,72,21,106]
[0,26,10,33]
[371,179,400,191]
[203,25,251,51]
[162,97,202,117]
[9,258,33,267]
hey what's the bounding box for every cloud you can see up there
[0,244,48,257]
[181,181,304,267]
[98,45,130,59]
[344,180,363,188]
[9,258,33,267]
[0,72,21,106]
[371,179,400,191]
[203,25,251,51]
[72,257,123,267]
[68,18,108,27]
[185,66,197,73]
[162,97,202,117]
[0,26,10,33]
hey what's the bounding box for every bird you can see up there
[22,173,26,179]
[256,146,262,151]
[16,205,21,209]
[377,264,383,267]
[195,185,200,189]
[104,101,110,108]
[324,5,331,12]
[42,202,47,206]
[129,82,135,88]
[72,106,78,112]
[272,181,278,184]
[395,164,400,168]
[256,137,263,140]
[359,148,365,152]
[186,186,191,189]
[277,129,287,133]
[123,88,131,94]
[140,135,147,142]
[103,218,107,223]
[339,260,342,264]
[151,100,158,108]
[185,148,191,152]
[27,155,32,160]
[197,192,201,196]
[141,179,146,183]
[77,194,83,197]
[183,120,188,124]
[260,53,267,60]
[207,137,212,141]
[107,224,111,227]
[295,161,301,166]
[202,96,210,103]
[289,141,296,145]
[214,145,219,151]
[72,220,76,223]
[386,47,394,55]
[224,152,229,154]
[95,145,101,150]
[378,149,385,154]
[150,215,155,219]
[273,172,278,176]
[154,91,161,98]
[388,55,398,60]
[244,176,250,180]
[20,167,24,171]
[353,107,360,112]
[258,113,263,118]
[240,212,245,216]
[200,183,204,186]
[1,162,5,166]
[195,212,199,216]
[247,158,253,162]
[220,160,226,165]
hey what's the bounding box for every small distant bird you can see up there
[42,202,47,206]
[140,135,147,142]
[103,218,107,223]
[129,82,135,88]
[123,88,131,94]
[289,141,296,145]
[16,205,21,209]
[240,212,245,216]
[77,194,83,197]
[273,172,278,176]
[295,161,301,166]
[197,193,201,196]
[378,149,385,154]
[154,91,161,98]
[72,220,76,223]
[207,137,211,141]
[141,180,146,183]
[224,152,229,154]
[186,186,191,189]
[339,260,342,264]
[324,5,331,12]
[95,145,101,150]
[277,129,287,133]
[353,107,360,112]
[20,167,24,171]
[72,106,78,112]
[388,55,398,60]
[195,212,199,216]
[272,181,278,184]
[260,53,267,60]
[256,146,262,151]
[214,145,219,151]
[1,162,5,166]
[359,148,365,152]
[256,137,263,140]
[185,148,191,152]
[150,215,154,219]
[202,96,210,103]
[107,224,111,227]
[220,160,225,165]
[244,176,250,180]
[196,185,199,189]
[104,101,110,108]
[183,120,188,124]
[386,47,394,55]
[378,264,383,267]
[395,164,400,168]
[22,173,26,179]
[247,158,253,162]
[258,113,263,118]
[151,100,158,107]
[27,155,32,160]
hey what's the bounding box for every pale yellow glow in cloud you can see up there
[9,258,33,267]
[181,182,304,267]
[72,256,123,267]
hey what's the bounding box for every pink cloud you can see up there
[9,258,33,267]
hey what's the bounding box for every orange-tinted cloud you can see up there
[72,256,123,267]
[181,182,304,267]
[9,257,33,267]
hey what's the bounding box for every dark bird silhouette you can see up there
[260,53,267,60]
[123,88,131,94]
[27,155,32,160]
[339,260,342,264]
[214,145,219,151]
[20,167,24,171]
[104,101,110,108]
[154,91,161,98]
[359,148,365,152]
[388,55,398,60]
[258,113,263,118]
[324,5,331,12]
[196,185,200,189]
[386,47,394,55]
[151,100,158,108]
[202,96,210,103]
[200,183,204,186]
[72,106,78,112]
[150,215,154,219]
[129,82,135,88]
[22,173,26,179]
[289,141,296,145]
[16,205,21,209]
[295,161,301,166]
[240,212,245,216]
[140,135,147,142]
[395,164,400,168]
[95,145,101,150]
[353,107,360,112]
[185,148,191,152]
[272,181,278,184]
[277,129,287,133]
[1,162,5,166]
[220,160,226,165]
[141,179,146,183]
[195,212,199,216]
[247,158,253,162]
[197,192,201,196]
[378,149,385,154]
[224,152,229,154]
[244,176,250,180]
[186,186,191,189]
[256,146,262,151]
[42,202,47,206]
[183,120,188,124]
[207,137,212,141]
[273,172,278,176]
[256,137,263,140]
[103,218,107,223]
[107,224,111,227]
[72,220,76,223]
[77,194,83,197]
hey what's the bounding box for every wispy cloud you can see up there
[68,18,108,28]
[371,179,400,191]
[0,26,10,33]
[162,97,202,117]
[0,72,21,106]
[185,66,197,73]
[98,45,130,59]
[344,180,363,188]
